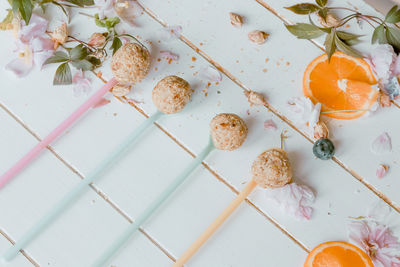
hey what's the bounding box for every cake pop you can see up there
[92,113,248,266]
[210,113,248,150]
[0,42,150,190]
[111,42,151,84]
[152,75,192,114]
[173,147,292,266]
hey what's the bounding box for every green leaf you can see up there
[69,44,89,61]
[104,16,120,29]
[12,0,33,24]
[336,31,362,45]
[285,3,320,14]
[63,0,94,7]
[71,59,93,71]
[316,0,327,7]
[371,24,387,44]
[53,62,72,85]
[318,7,328,21]
[43,51,70,65]
[87,56,101,67]
[334,34,362,58]
[324,31,336,60]
[285,23,324,39]
[111,37,122,55]
[94,14,106,27]
[386,26,400,50]
[385,5,400,23]
[0,10,13,31]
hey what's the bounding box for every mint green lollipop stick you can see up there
[1,111,163,262]
[92,138,215,267]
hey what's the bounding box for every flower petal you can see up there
[159,50,179,62]
[199,66,222,82]
[159,25,182,41]
[72,71,92,97]
[366,44,396,85]
[376,164,389,179]
[5,58,33,77]
[31,36,54,52]
[19,14,48,44]
[265,182,315,220]
[264,119,277,131]
[371,132,392,155]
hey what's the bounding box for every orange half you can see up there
[304,241,374,267]
[303,52,378,119]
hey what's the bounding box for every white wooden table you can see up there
[0,0,399,266]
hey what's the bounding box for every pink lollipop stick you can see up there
[0,77,118,188]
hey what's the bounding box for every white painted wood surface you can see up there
[0,0,399,266]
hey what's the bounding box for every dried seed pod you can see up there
[379,90,391,107]
[229,12,243,27]
[251,148,292,188]
[210,113,248,151]
[112,84,131,97]
[248,30,269,44]
[111,42,151,84]
[51,23,68,49]
[88,33,107,47]
[244,90,267,106]
[152,75,192,114]
[318,13,340,28]
[313,121,329,140]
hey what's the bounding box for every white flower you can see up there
[287,96,321,137]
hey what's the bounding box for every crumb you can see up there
[263,68,267,73]
[265,58,269,63]
[286,61,290,66]
[157,58,161,62]
[192,56,197,61]
[200,42,204,46]
[113,113,117,116]
[154,67,158,71]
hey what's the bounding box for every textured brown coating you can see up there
[251,148,292,188]
[210,113,248,151]
[152,76,192,114]
[111,43,150,84]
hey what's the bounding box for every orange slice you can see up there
[304,241,374,267]
[303,52,378,119]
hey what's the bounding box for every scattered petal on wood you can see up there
[72,70,91,97]
[199,66,222,82]
[366,44,396,85]
[376,164,389,179]
[93,98,110,108]
[5,58,32,77]
[160,50,179,62]
[229,12,243,27]
[287,96,321,137]
[265,182,315,220]
[371,132,392,155]
[159,25,182,41]
[244,90,267,106]
[264,119,277,131]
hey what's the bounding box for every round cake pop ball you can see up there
[111,43,151,84]
[152,75,192,114]
[210,113,248,151]
[252,148,292,188]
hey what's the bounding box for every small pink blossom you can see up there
[72,71,92,97]
[265,182,315,220]
[348,202,400,267]
[264,119,277,131]
[371,132,392,155]
[376,164,389,179]
[93,98,111,108]
[160,50,179,62]
[199,66,222,82]
[287,96,321,137]
[159,25,182,41]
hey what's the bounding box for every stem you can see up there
[68,35,96,52]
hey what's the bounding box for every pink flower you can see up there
[72,71,92,97]
[5,14,54,77]
[348,203,400,267]
[160,50,179,62]
[265,182,315,220]
[371,132,392,155]
[376,164,389,179]
[287,96,321,137]
[199,66,222,82]
[264,119,277,131]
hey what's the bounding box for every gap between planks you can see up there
[0,229,39,266]
[137,1,400,214]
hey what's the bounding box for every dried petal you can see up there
[88,33,107,47]
[51,23,68,48]
[112,83,131,97]
[318,13,340,28]
[5,58,32,77]
[114,0,143,25]
[159,50,179,62]
[379,90,392,107]
[244,90,267,106]
[265,182,315,220]
[264,119,277,131]
[72,71,91,97]
[199,66,222,82]
[93,97,110,108]
[18,14,48,43]
[287,96,321,137]
[371,132,392,155]
[376,164,389,179]
[313,121,329,139]
[248,30,269,45]
[229,12,243,27]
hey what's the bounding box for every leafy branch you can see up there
[284,0,400,59]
